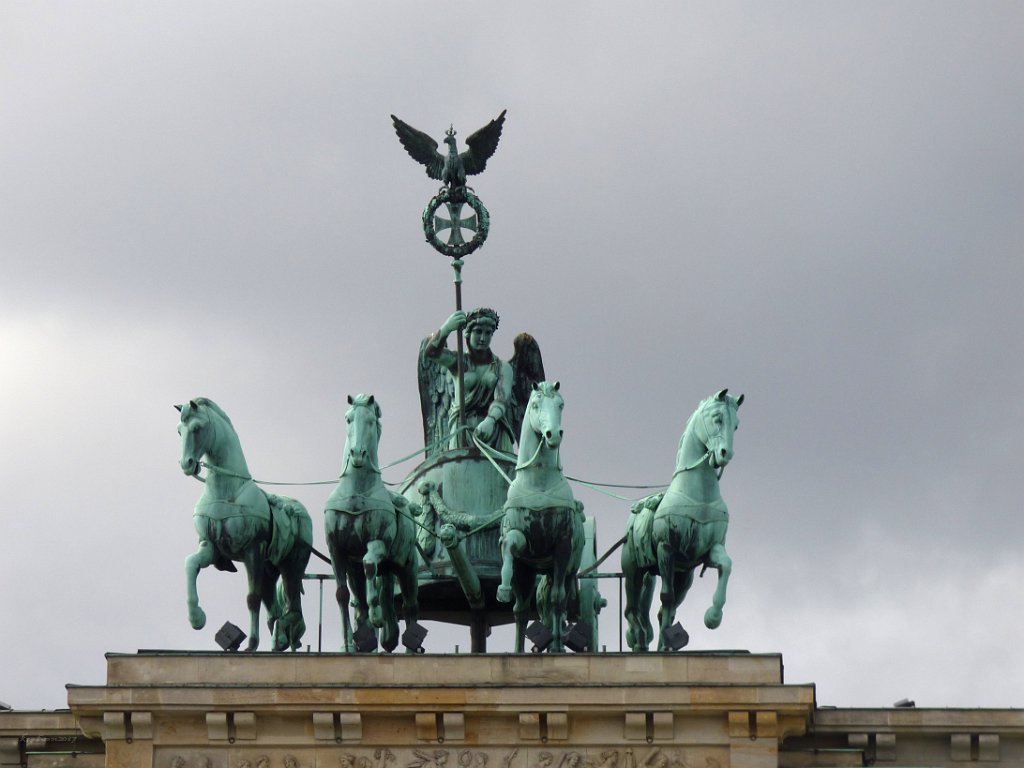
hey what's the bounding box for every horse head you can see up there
[526,380,564,449]
[694,389,743,470]
[176,398,214,477]
[344,394,382,472]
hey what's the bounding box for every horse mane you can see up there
[192,397,234,429]
[680,393,737,445]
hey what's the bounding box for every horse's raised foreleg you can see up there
[703,542,732,629]
[185,540,217,631]
[364,540,387,628]
[497,526,526,603]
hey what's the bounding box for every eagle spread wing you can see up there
[391,115,445,181]
[460,109,506,177]
[392,110,506,183]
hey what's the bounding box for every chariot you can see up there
[176,111,742,656]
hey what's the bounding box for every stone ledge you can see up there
[93,651,783,688]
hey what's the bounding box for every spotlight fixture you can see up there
[564,622,592,653]
[353,623,379,653]
[402,622,428,654]
[215,622,246,652]
[526,621,553,653]
[662,622,689,651]
[893,698,916,708]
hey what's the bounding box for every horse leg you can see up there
[548,537,571,653]
[703,542,732,629]
[364,540,387,628]
[185,540,217,630]
[623,572,652,652]
[326,533,354,652]
[497,528,526,603]
[511,563,535,654]
[242,549,265,652]
[259,570,282,651]
[378,573,399,653]
[346,559,370,652]
[658,569,694,651]
[397,562,420,654]
[277,567,307,652]
[335,576,353,652]
[639,572,656,649]
[655,540,677,652]
[622,542,646,652]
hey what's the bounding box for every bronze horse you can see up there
[178,398,312,651]
[497,381,583,652]
[621,389,743,651]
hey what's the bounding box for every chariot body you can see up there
[398,311,604,652]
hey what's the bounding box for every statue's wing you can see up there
[391,115,445,180]
[417,335,453,457]
[460,109,506,177]
[508,332,545,439]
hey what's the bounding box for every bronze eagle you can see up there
[391,110,506,189]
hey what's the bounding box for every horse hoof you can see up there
[704,607,723,629]
[188,607,207,630]
[496,586,512,603]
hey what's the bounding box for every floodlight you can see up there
[662,623,689,651]
[526,621,553,653]
[893,698,915,708]
[564,622,592,653]
[402,622,428,653]
[215,622,246,652]
[353,624,379,653]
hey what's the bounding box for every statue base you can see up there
[67,651,812,768]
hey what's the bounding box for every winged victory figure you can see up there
[418,307,545,457]
[392,110,507,190]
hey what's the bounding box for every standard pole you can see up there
[452,257,467,448]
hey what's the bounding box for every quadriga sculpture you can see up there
[324,394,420,652]
[621,389,743,651]
[497,381,584,652]
[177,398,313,651]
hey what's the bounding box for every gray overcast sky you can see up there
[2,2,1022,710]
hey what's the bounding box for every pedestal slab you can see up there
[68,652,814,768]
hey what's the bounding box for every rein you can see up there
[514,435,550,472]
[196,461,340,486]
[669,450,725,480]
